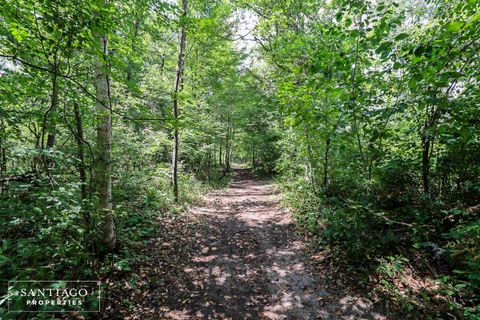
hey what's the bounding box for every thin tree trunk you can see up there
[230,121,235,167]
[225,112,233,172]
[46,64,59,150]
[225,129,230,171]
[0,123,5,195]
[33,126,41,172]
[213,144,216,168]
[0,120,6,175]
[323,136,330,195]
[172,0,188,202]
[219,143,223,165]
[94,33,115,251]
[421,108,432,197]
[252,144,256,169]
[73,102,87,200]
[305,127,317,194]
[41,64,59,174]
[422,134,430,196]
[0,141,5,174]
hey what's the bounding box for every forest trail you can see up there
[109,169,387,319]
[183,169,327,319]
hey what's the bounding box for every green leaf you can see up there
[394,33,408,41]
[469,12,480,23]
[345,18,352,27]
[10,28,23,42]
[408,78,417,90]
[335,12,343,22]
[445,21,463,32]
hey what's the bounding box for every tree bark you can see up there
[225,128,231,172]
[219,143,223,165]
[304,126,317,194]
[172,0,188,202]
[323,136,330,195]
[0,139,5,174]
[421,134,430,196]
[251,144,256,169]
[73,102,87,200]
[46,66,58,150]
[421,110,432,197]
[224,111,233,172]
[0,120,6,175]
[41,64,59,174]
[0,123,5,194]
[94,33,115,251]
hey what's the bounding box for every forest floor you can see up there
[107,169,390,319]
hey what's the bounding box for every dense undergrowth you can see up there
[247,0,480,318]
[0,160,231,317]
[1,0,480,318]
[0,0,246,316]
[279,176,479,319]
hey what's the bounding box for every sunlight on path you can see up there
[110,169,389,320]
[157,169,388,320]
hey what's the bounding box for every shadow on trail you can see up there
[109,169,388,320]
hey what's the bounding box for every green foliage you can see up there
[0,0,242,317]
[1,0,479,317]
[445,211,480,290]
[250,0,480,316]
[1,180,91,277]
[279,178,322,234]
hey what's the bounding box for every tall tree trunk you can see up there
[219,143,223,165]
[323,136,330,195]
[42,63,59,174]
[252,144,256,169]
[230,121,235,166]
[73,102,87,200]
[94,33,115,251]
[224,112,233,172]
[225,128,230,171]
[213,144,216,168]
[32,124,41,172]
[0,120,6,175]
[172,0,187,202]
[421,112,431,196]
[0,121,5,194]
[0,139,5,175]
[421,134,430,196]
[46,66,58,150]
[305,126,317,194]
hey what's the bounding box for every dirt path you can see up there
[181,169,327,319]
[108,169,387,319]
